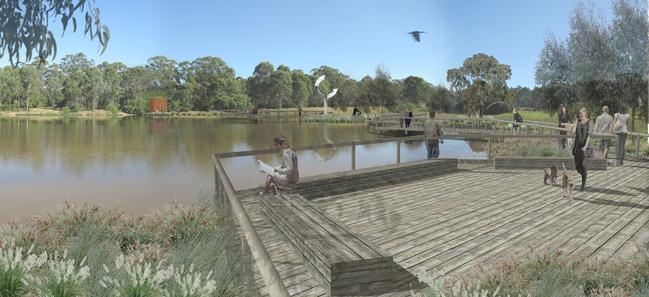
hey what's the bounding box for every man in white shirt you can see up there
[594,105,613,158]
[423,112,444,159]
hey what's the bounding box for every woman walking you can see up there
[558,105,571,149]
[613,105,630,166]
[572,108,593,192]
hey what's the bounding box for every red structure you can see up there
[149,97,168,112]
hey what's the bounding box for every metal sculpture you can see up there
[315,75,338,115]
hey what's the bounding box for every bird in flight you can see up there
[407,31,425,42]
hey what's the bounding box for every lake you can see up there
[0,117,487,222]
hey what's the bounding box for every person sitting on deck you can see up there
[264,135,299,195]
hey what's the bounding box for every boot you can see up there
[580,175,587,192]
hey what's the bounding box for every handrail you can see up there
[212,155,290,297]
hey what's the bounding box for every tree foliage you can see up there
[0,0,109,66]
[535,0,647,121]
[447,53,512,117]
[0,52,465,114]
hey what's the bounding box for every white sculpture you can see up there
[314,75,338,115]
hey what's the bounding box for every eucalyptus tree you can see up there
[269,65,292,109]
[447,53,512,117]
[291,70,312,108]
[42,63,64,107]
[18,63,44,110]
[0,0,109,66]
[247,61,274,108]
[371,64,398,112]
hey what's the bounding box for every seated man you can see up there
[265,135,299,194]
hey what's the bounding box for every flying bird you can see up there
[407,31,425,42]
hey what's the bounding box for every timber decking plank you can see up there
[451,165,648,277]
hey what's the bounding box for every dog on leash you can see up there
[543,166,558,186]
[561,163,575,200]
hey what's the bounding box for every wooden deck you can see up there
[238,160,649,296]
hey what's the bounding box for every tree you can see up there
[0,0,109,66]
[188,56,251,110]
[97,62,126,108]
[0,66,20,109]
[269,65,292,108]
[146,56,178,97]
[247,61,274,108]
[60,53,94,110]
[372,65,397,112]
[18,64,44,110]
[356,76,374,112]
[402,76,429,105]
[427,85,452,112]
[610,0,648,127]
[42,63,65,107]
[291,70,312,108]
[447,53,512,117]
[120,66,151,114]
[332,78,359,111]
[82,66,103,110]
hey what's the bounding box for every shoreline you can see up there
[0,108,132,119]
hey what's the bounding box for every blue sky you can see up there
[11,0,615,87]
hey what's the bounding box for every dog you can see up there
[561,163,575,200]
[544,166,558,186]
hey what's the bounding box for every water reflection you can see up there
[0,117,486,221]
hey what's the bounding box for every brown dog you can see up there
[562,163,575,200]
[544,166,558,186]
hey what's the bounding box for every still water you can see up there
[0,117,487,221]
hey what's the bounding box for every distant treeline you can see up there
[0,53,545,115]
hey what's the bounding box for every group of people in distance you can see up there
[260,106,631,195]
[558,104,631,192]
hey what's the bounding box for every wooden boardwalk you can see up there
[238,161,649,296]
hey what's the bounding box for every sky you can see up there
[5,0,617,88]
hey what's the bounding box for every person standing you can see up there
[572,108,593,192]
[423,112,444,159]
[558,106,571,149]
[613,105,630,166]
[513,108,523,135]
[405,109,413,128]
[594,105,613,159]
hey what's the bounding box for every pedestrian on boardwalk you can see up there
[513,107,523,135]
[572,108,593,192]
[405,109,413,128]
[558,105,571,149]
[594,105,613,159]
[612,105,630,166]
[423,112,444,159]
[265,135,299,194]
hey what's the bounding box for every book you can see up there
[257,160,275,175]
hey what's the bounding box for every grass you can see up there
[493,110,556,123]
[0,197,239,297]
[301,115,366,123]
[412,250,649,297]
[490,138,572,158]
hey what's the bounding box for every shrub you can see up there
[0,242,47,297]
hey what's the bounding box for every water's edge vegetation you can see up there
[0,197,241,297]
